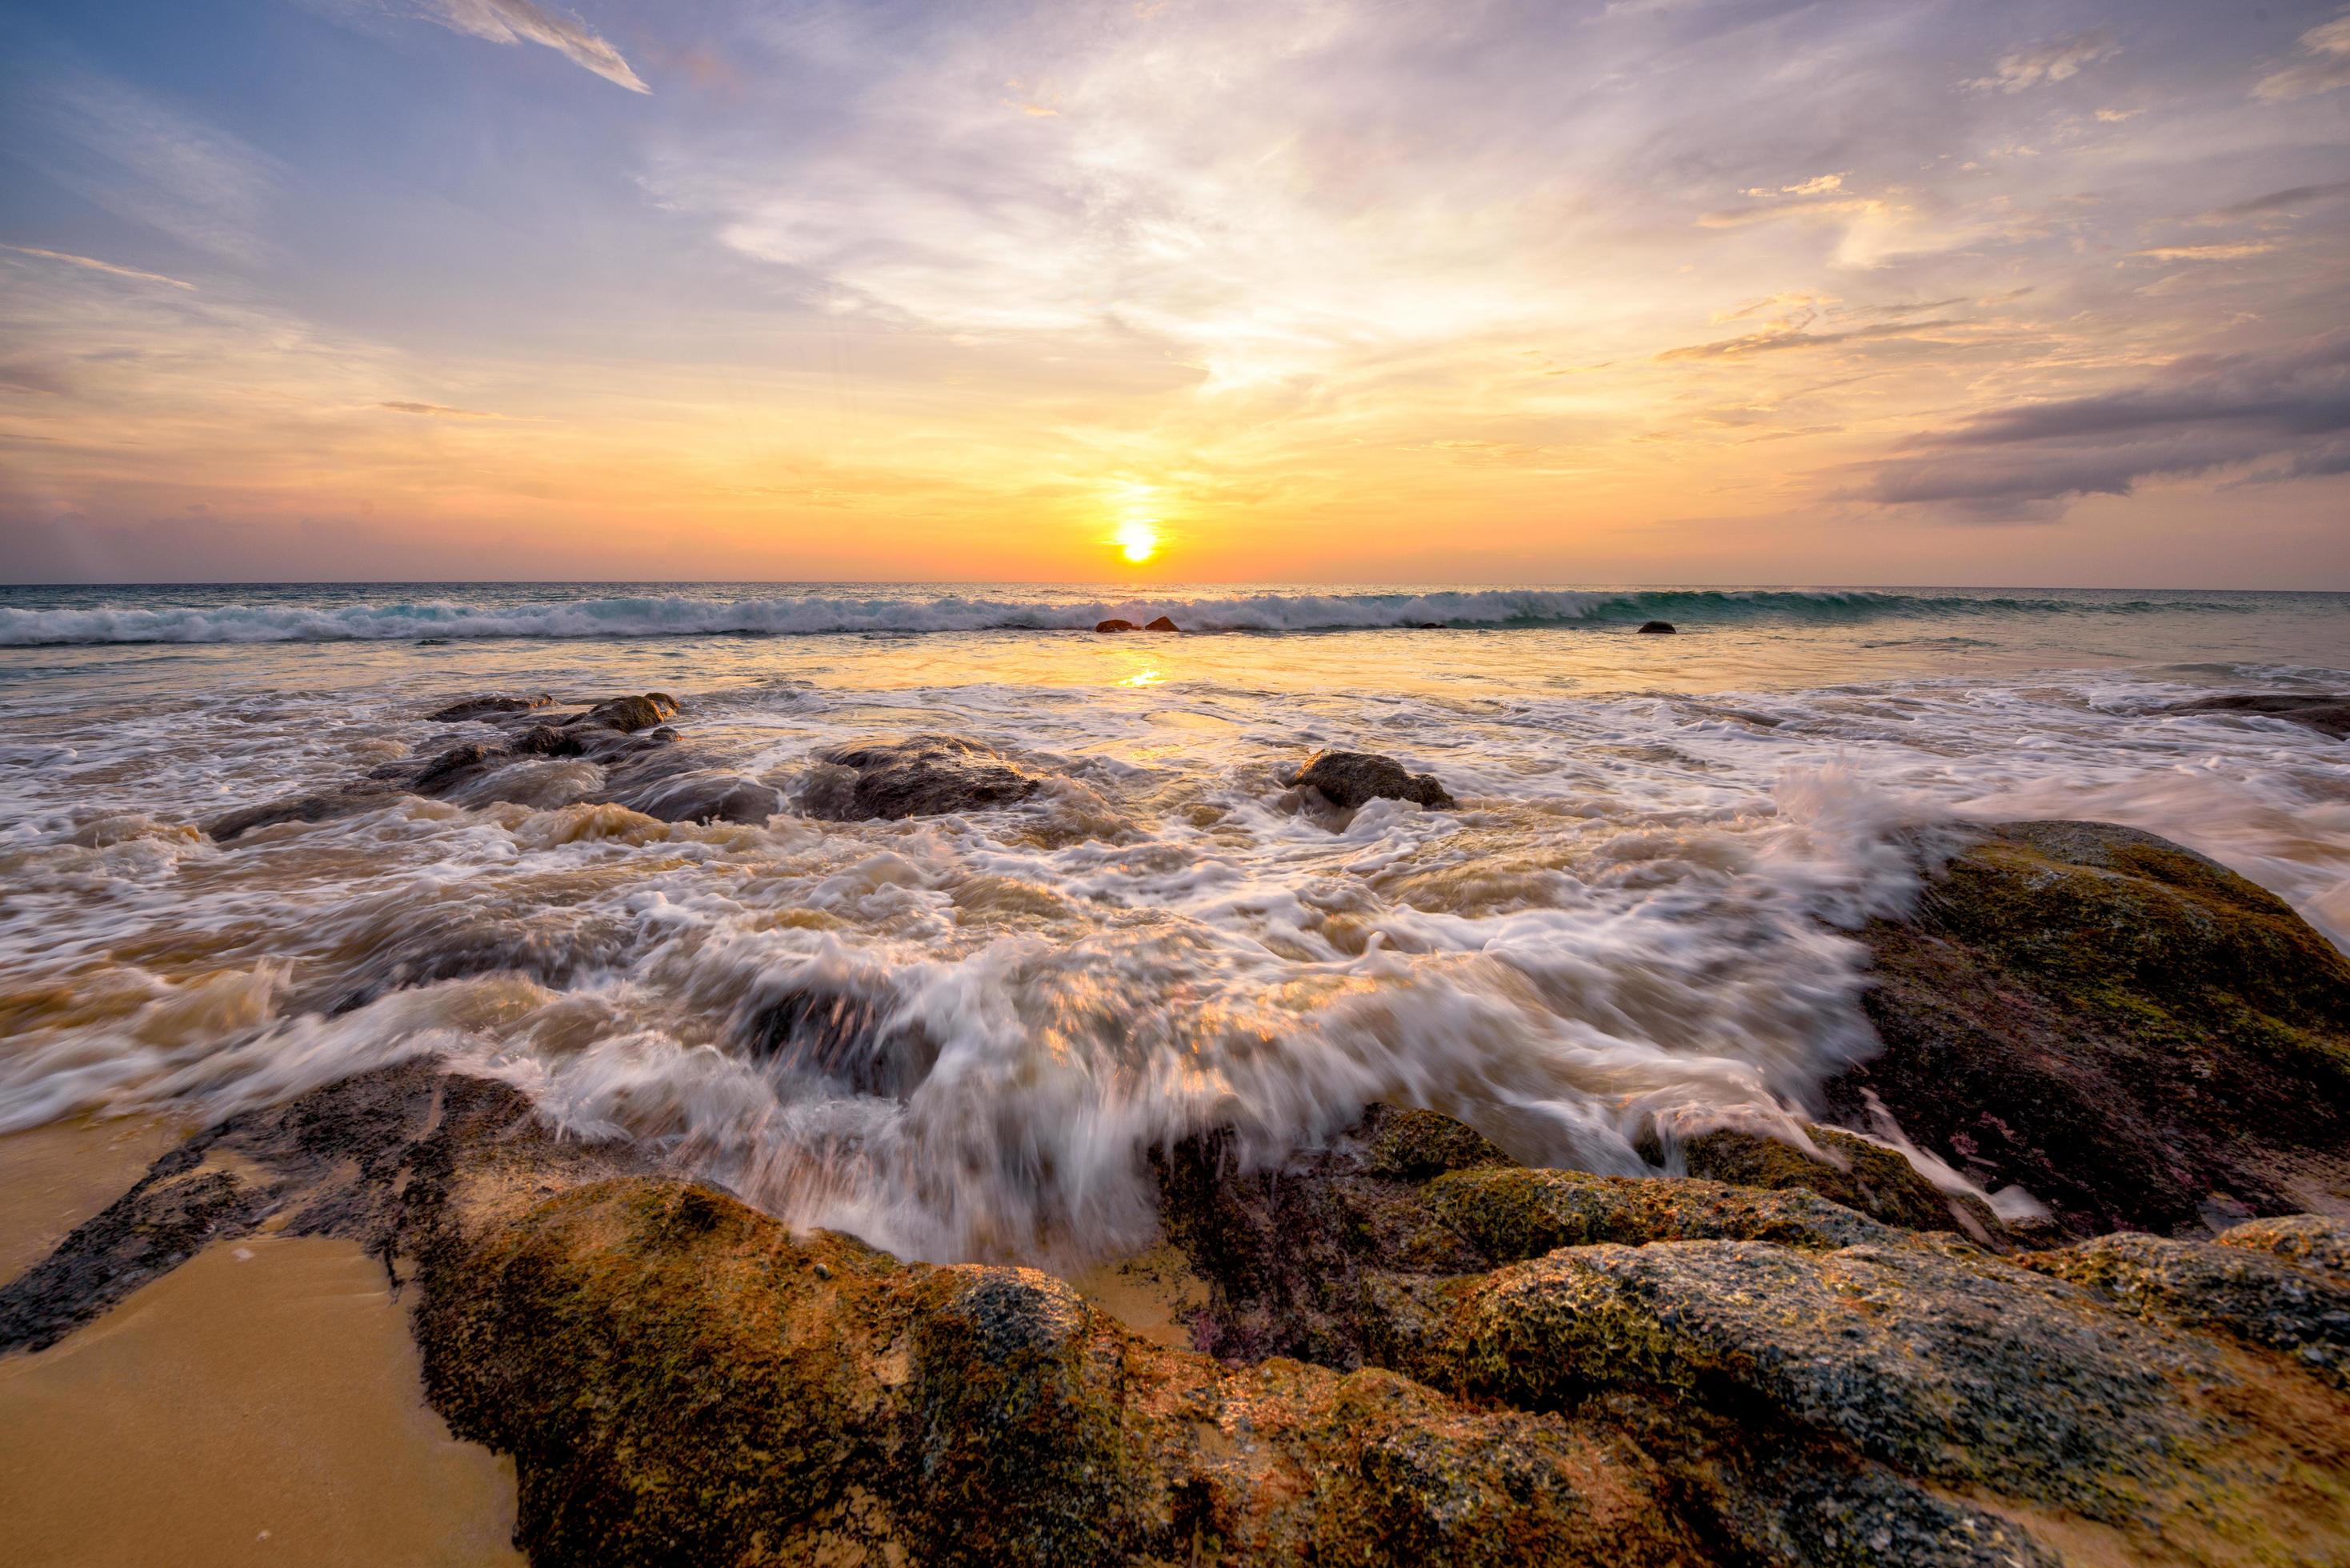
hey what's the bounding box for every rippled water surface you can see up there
[4,583,2346,1264]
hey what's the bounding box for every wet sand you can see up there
[0,1233,524,1568]
[0,1115,184,1285]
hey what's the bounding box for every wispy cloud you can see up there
[2,245,196,290]
[380,400,500,418]
[15,72,274,262]
[2254,10,2350,102]
[427,0,651,93]
[2193,180,2350,224]
[2134,242,2279,262]
[1968,30,2119,94]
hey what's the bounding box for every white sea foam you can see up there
[0,606,2344,1266]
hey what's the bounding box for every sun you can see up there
[1116,519,1159,563]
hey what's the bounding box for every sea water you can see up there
[2,583,2344,1264]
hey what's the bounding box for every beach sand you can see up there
[0,1207,523,1568]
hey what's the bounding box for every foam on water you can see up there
[1,589,2345,1266]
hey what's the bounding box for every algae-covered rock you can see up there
[2021,1228,2350,1388]
[1427,1166,1890,1260]
[1449,1234,2350,1555]
[2220,1211,2350,1275]
[1680,1125,2001,1242]
[1835,820,2350,1235]
[1153,1106,1498,1367]
[799,734,1046,821]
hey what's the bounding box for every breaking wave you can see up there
[0,586,2276,646]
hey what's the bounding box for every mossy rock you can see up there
[1425,1166,1889,1262]
[1832,821,2350,1236]
[1680,1125,2002,1241]
[1447,1234,2350,1559]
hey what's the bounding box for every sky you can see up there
[1,0,2346,586]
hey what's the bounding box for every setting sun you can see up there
[1116,521,1159,564]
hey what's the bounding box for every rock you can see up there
[1680,1125,2000,1242]
[1444,1233,2350,1551]
[18,1070,2350,1566]
[1288,750,1455,811]
[799,734,1043,821]
[1152,1105,1507,1366]
[2220,1212,2350,1275]
[1143,615,1181,632]
[739,982,939,1099]
[1635,620,1676,634]
[203,785,400,842]
[2019,1227,2350,1388]
[2165,692,2350,739]
[1832,820,2350,1236]
[570,693,678,734]
[1427,1166,1892,1259]
[1095,618,1139,633]
[426,693,554,722]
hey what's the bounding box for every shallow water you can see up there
[2,583,2345,1266]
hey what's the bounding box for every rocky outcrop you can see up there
[14,1070,2348,1568]
[1144,615,1181,632]
[1832,820,2350,1236]
[1095,618,1139,633]
[799,734,1045,821]
[1288,750,1455,811]
[2166,691,2350,738]
[1635,620,1676,634]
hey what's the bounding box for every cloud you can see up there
[2133,242,2279,262]
[14,73,274,262]
[1859,336,2350,518]
[1658,319,1960,361]
[380,401,499,418]
[2,245,195,290]
[1968,30,2119,94]
[426,0,651,93]
[2255,11,2350,102]
[2193,179,2350,224]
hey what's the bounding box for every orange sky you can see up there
[3,2,2348,584]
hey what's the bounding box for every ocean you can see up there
[3,582,2345,1266]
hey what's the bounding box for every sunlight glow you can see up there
[1117,520,1160,563]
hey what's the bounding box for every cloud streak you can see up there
[2,246,196,290]
[427,0,651,93]
[1968,30,2119,94]
[2255,10,2350,102]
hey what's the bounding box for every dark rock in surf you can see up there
[204,784,401,842]
[1094,618,1139,634]
[571,692,679,734]
[1635,620,1676,634]
[1290,749,1455,811]
[427,693,554,722]
[2164,692,2350,739]
[799,734,1043,821]
[1143,615,1181,632]
[742,984,939,1099]
[1831,820,2350,1238]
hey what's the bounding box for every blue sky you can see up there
[3,1,2347,583]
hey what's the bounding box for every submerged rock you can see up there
[1635,620,1676,634]
[1288,750,1455,811]
[2165,691,2350,738]
[426,693,554,722]
[799,734,1044,821]
[1834,820,2350,1235]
